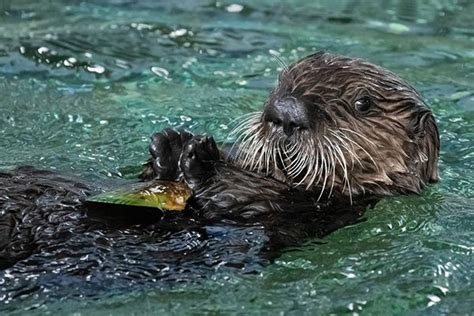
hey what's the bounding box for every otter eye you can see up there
[354,97,372,114]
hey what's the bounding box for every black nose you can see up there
[263,96,310,136]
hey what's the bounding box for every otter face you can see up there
[231,52,439,198]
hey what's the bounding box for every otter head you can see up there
[232,52,439,199]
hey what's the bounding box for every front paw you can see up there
[180,136,220,186]
[140,128,194,181]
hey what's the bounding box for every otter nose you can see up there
[263,96,310,137]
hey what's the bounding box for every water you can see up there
[0,0,473,314]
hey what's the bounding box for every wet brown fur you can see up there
[231,52,439,198]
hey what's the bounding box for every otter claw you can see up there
[140,128,220,184]
[180,136,220,186]
[144,129,195,181]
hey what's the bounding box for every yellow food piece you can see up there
[87,180,192,211]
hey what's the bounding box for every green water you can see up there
[0,0,473,314]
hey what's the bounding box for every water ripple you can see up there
[0,0,473,314]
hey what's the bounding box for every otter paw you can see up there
[180,136,220,186]
[148,128,195,180]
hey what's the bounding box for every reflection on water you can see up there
[0,0,473,314]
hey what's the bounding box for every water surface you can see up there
[0,0,472,314]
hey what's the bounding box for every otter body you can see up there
[0,166,369,303]
[141,52,439,210]
[0,52,439,302]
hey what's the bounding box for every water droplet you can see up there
[435,285,449,295]
[182,57,197,68]
[86,64,105,74]
[226,4,244,13]
[427,294,441,307]
[132,23,152,31]
[388,23,410,34]
[269,49,280,56]
[44,33,57,40]
[37,47,49,54]
[151,66,169,78]
[169,28,187,38]
[343,272,357,279]
[63,57,77,67]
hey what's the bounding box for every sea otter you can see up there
[140,51,439,213]
[0,52,439,302]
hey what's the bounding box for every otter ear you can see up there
[414,110,440,183]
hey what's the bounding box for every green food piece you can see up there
[86,180,192,211]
